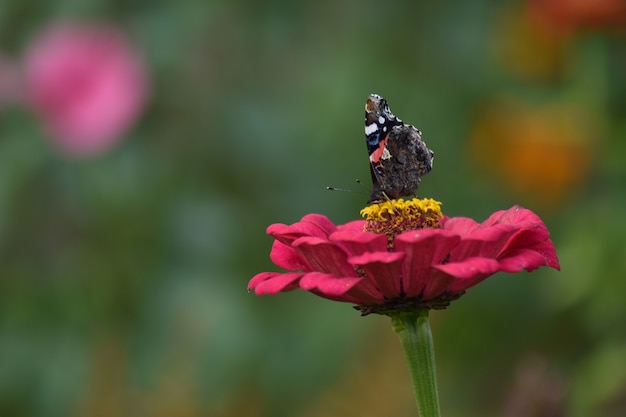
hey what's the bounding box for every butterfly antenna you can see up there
[326,186,356,192]
[326,180,367,195]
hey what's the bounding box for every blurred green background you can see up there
[1,0,626,416]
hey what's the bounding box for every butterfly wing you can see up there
[364,94,434,203]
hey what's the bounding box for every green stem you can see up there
[392,310,441,417]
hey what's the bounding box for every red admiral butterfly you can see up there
[365,94,434,203]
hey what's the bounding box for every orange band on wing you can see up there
[369,135,389,164]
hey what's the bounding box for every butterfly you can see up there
[364,94,434,203]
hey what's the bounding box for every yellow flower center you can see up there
[360,198,443,246]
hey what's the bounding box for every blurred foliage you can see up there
[1,0,626,416]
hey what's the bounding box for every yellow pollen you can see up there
[360,198,443,244]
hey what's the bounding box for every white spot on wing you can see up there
[378,116,385,124]
[365,123,378,135]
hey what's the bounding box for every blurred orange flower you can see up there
[468,98,599,209]
[494,0,626,81]
[526,0,626,36]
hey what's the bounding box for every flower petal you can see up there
[267,214,337,246]
[348,251,405,298]
[441,216,480,236]
[487,206,559,270]
[497,247,558,273]
[394,229,462,297]
[421,269,457,299]
[248,272,304,295]
[435,257,501,279]
[483,207,550,247]
[496,210,553,254]
[269,240,310,271]
[530,239,561,270]
[300,272,370,302]
[480,207,513,227]
[292,236,356,277]
[449,224,518,261]
[483,205,537,227]
[300,213,339,235]
[337,220,367,232]
[434,257,501,293]
[330,229,389,256]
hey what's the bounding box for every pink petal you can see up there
[441,216,481,236]
[300,213,339,236]
[268,221,327,245]
[330,229,389,256]
[435,257,501,293]
[269,240,310,271]
[336,220,367,232]
[489,207,559,268]
[348,251,405,298]
[485,205,538,227]
[421,269,457,299]
[435,257,501,279]
[299,272,368,302]
[497,248,557,273]
[484,207,550,243]
[248,272,304,295]
[500,228,551,256]
[394,229,462,297]
[530,239,561,270]
[449,224,517,261]
[267,214,338,246]
[292,236,356,277]
[498,226,552,257]
[479,207,512,227]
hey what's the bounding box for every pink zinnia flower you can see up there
[24,23,148,157]
[249,199,559,315]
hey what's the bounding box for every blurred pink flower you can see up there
[24,23,148,157]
